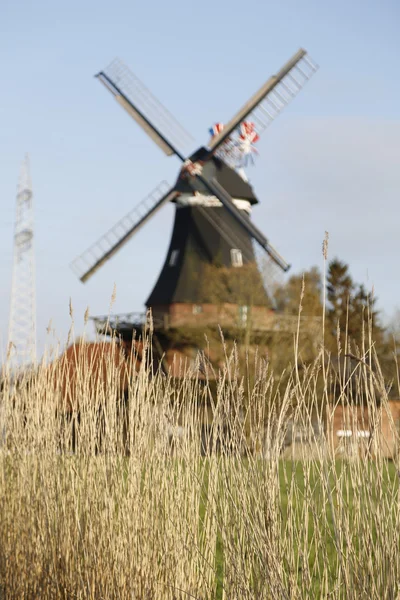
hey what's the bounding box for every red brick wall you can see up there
[151,303,276,330]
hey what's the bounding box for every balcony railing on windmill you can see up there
[91,312,164,337]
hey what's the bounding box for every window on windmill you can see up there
[169,249,179,266]
[230,248,243,267]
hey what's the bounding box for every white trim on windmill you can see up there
[177,193,252,213]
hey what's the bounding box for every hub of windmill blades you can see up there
[180,159,205,178]
[71,49,318,284]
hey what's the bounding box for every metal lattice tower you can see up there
[7,155,36,370]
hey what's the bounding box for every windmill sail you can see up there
[193,175,290,271]
[71,181,178,282]
[208,48,318,155]
[97,59,193,159]
[196,205,254,263]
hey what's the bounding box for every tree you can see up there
[326,259,354,347]
[200,261,269,307]
[275,266,323,317]
[388,308,400,347]
[272,267,324,369]
[326,259,384,351]
[386,309,400,394]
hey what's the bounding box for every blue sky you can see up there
[1,0,399,356]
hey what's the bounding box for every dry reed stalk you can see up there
[0,320,399,599]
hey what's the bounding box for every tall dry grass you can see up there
[0,328,399,599]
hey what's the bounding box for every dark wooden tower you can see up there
[146,157,268,318]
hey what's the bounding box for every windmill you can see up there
[71,49,318,354]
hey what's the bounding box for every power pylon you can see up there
[7,155,36,370]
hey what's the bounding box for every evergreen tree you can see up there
[388,308,400,348]
[326,259,354,341]
[326,259,384,351]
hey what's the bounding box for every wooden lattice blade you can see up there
[97,58,193,159]
[71,182,177,282]
[208,48,318,155]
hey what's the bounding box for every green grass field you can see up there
[195,457,400,599]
